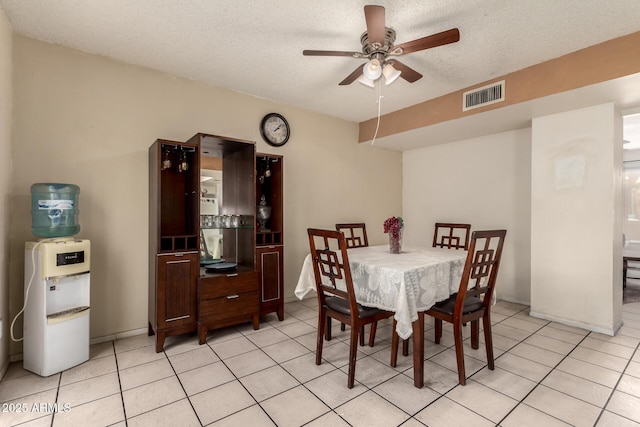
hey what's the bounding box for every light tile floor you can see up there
[3,299,640,426]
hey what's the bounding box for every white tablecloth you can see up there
[295,245,467,340]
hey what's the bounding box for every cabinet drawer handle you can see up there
[226,273,238,278]
[227,294,240,300]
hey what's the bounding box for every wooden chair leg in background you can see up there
[368,322,377,347]
[452,321,467,385]
[434,318,443,344]
[325,316,332,341]
[316,309,326,365]
[390,320,399,367]
[470,319,479,349]
[348,325,359,388]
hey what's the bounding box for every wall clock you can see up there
[260,113,290,147]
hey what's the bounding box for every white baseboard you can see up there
[529,310,622,336]
[90,327,148,345]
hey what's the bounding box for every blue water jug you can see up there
[31,183,80,238]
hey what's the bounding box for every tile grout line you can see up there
[403,305,543,425]
[163,345,205,426]
[246,319,366,425]
[493,324,600,426]
[112,340,129,427]
[264,319,408,425]
[593,339,640,426]
[361,304,537,424]
[9,301,640,426]
[201,333,282,426]
[480,305,590,425]
[49,372,62,427]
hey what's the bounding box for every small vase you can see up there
[256,194,272,232]
[389,228,404,254]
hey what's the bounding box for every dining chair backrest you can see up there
[433,222,472,250]
[456,229,506,312]
[308,228,358,314]
[335,223,369,248]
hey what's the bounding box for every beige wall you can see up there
[8,36,402,356]
[530,103,623,334]
[402,128,532,304]
[0,8,12,375]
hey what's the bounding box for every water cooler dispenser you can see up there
[23,239,91,376]
[21,183,90,376]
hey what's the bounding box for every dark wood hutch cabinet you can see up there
[189,133,259,344]
[148,133,259,352]
[256,154,284,320]
[148,139,200,353]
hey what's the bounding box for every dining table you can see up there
[295,244,467,388]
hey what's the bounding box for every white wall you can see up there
[530,103,623,334]
[0,7,12,376]
[8,36,402,357]
[403,128,532,304]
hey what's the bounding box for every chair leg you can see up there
[359,326,365,346]
[434,318,443,344]
[325,316,332,341]
[470,319,479,349]
[348,324,359,389]
[390,320,399,367]
[368,321,377,347]
[316,311,326,366]
[341,322,346,331]
[453,321,466,385]
[390,318,411,365]
[483,314,495,370]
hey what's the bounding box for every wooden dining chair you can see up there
[391,229,507,385]
[308,228,394,388]
[333,222,385,345]
[433,222,472,250]
[336,223,369,248]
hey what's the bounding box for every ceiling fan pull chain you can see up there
[371,82,383,145]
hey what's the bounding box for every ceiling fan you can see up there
[303,5,460,86]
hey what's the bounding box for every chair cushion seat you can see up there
[325,296,383,318]
[429,294,483,315]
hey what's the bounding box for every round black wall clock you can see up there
[260,113,290,147]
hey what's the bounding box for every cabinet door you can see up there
[257,245,284,318]
[157,252,199,329]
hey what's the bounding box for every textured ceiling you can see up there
[2,0,640,125]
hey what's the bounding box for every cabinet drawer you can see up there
[199,291,259,321]
[200,272,258,300]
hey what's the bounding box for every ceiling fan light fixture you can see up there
[362,58,382,80]
[358,75,376,87]
[382,63,401,85]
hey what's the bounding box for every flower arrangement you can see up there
[383,216,404,237]
[384,216,404,254]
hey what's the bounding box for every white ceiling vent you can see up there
[462,80,505,111]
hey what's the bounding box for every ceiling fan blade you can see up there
[303,49,363,58]
[364,5,386,47]
[391,28,460,56]
[339,64,365,86]
[388,60,422,83]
